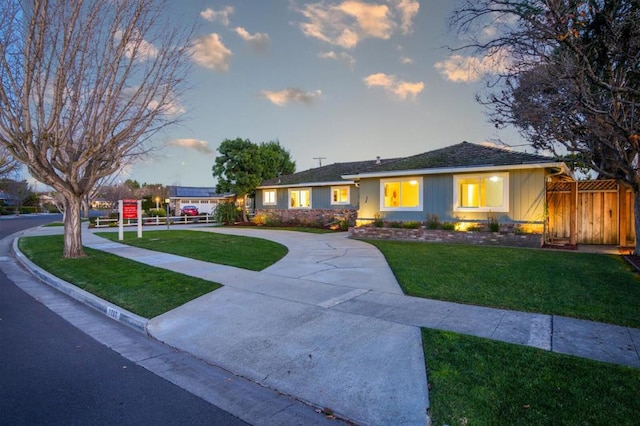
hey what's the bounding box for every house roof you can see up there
[259,158,400,187]
[355,142,556,174]
[259,142,565,187]
[168,186,233,198]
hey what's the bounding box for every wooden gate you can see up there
[547,180,635,245]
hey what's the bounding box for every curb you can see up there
[11,237,149,333]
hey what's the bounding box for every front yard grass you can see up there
[367,241,640,328]
[96,230,288,271]
[423,328,640,425]
[18,235,220,318]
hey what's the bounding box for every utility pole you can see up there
[313,157,327,167]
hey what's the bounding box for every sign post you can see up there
[119,199,142,240]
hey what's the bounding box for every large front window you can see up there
[380,177,422,211]
[454,173,509,212]
[289,188,311,209]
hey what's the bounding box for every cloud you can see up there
[391,0,419,33]
[318,50,356,68]
[167,139,213,154]
[400,56,413,64]
[434,50,510,83]
[200,6,234,26]
[115,30,158,61]
[121,87,185,116]
[260,88,323,106]
[191,33,232,71]
[234,27,270,51]
[297,0,421,49]
[148,98,185,116]
[363,72,424,100]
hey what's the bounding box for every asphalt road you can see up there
[0,215,247,425]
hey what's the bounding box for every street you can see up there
[0,215,247,425]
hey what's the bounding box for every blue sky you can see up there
[106,0,521,187]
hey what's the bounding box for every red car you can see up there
[180,205,199,216]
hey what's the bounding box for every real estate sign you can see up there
[118,199,142,240]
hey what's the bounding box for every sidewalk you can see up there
[14,224,640,425]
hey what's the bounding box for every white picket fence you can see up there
[94,214,217,228]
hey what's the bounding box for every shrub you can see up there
[213,202,240,225]
[425,213,440,229]
[148,208,167,217]
[442,222,456,231]
[488,214,500,232]
[389,221,403,228]
[373,213,384,228]
[402,221,421,229]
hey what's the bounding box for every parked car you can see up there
[180,205,199,216]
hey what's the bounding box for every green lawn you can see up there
[96,229,288,271]
[367,240,640,327]
[18,232,640,424]
[18,235,220,318]
[423,328,640,425]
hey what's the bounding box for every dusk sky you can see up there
[43,0,526,188]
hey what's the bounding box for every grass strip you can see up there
[19,235,220,318]
[368,240,640,328]
[96,230,288,271]
[423,328,640,425]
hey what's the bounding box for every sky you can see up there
[41,0,525,188]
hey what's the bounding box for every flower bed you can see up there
[349,226,542,248]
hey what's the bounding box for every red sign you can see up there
[122,199,138,219]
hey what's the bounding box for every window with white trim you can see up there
[263,189,276,205]
[454,173,509,212]
[289,188,311,209]
[380,177,422,211]
[331,186,350,205]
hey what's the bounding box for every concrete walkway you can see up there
[13,224,640,425]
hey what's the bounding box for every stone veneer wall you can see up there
[254,208,357,225]
[350,227,543,248]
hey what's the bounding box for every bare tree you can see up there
[0,0,193,257]
[451,0,640,252]
[0,146,21,178]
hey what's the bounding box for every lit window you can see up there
[380,177,422,211]
[263,190,276,205]
[289,188,311,209]
[454,173,509,212]
[331,186,350,205]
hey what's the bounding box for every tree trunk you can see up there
[634,190,640,255]
[241,194,248,222]
[82,195,90,219]
[63,195,86,258]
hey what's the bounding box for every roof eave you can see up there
[342,162,570,179]
[257,180,355,189]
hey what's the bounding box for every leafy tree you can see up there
[451,0,640,252]
[0,178,32,214]
[0,0,193,257]
[212,138,295,221]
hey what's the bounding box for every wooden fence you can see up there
[546,180,635,246]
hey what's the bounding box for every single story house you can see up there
[167,186,234,215]
[255,141,574,233]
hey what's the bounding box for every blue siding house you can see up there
[255,142,573,230]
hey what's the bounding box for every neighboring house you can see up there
[256,142,574,231]
[167,186,234,215]
[90,198,111,209]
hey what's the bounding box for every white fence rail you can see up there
[94,214,217,228]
